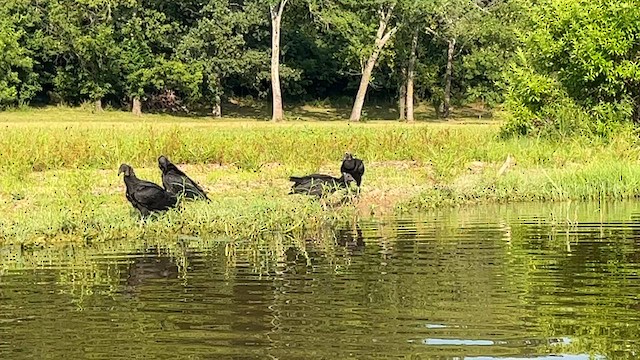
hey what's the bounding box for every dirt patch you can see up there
[177,163,234,172]
[354,186,428,216]
[368,160,421,170]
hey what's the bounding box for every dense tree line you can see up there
[3,0,639,130]
[0,0,518,120]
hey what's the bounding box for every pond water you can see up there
[2,201,640,359]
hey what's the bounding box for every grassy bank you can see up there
[0,107,499,177]
[1,107,640,244]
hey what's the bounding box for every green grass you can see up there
[1,107,640,244]
[0,107,500,175]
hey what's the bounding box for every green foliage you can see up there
[178,0,265,99]
[117,7,176,98]
[0,0,520,113]
[129,59,204,102]
[457,0,522,107]
[392,0,518,110]
[0,6,35,107]
[504,0,640,137]
[44,0,126,101]
[309,0,396,66]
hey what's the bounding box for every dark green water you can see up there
[3,202,640,359]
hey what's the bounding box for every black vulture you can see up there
[289,153,365,197]
[289,172,356,197]
[340,152,365,187]
[158,155,210,201]
[119,164,178,217]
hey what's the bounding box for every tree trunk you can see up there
[349,8,398,122]
[212,75,222,118]
[132,97,142,116]
[406,30,419,122]
[443,37,456,119]
[94,99,103,112]
[399,67,406,121]
[270,1,287,122]
[212,95,221,118]
[350,54,379,122]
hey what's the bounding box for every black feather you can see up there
[158,156,210,201]
[340,153,365,187]
[289,173,355,197]
[289,153,365,197]
[119,164,177,217]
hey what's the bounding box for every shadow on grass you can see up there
[13,99,496,123]
[220,99,496,122]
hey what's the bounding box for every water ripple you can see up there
[3,204,640,358]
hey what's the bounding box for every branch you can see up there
[453,37,467,58]
[379,2,396,24]
[474,2,491,13]
[278,0,288,17]
[269,4,276,19]
[476,0,502,12]
[376,11,387,41]
[378,26,398,48]
[375,3,396,42]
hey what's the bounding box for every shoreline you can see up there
[2,159,640,244]
[1,108,639,244]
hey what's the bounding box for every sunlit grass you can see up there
[0,162,432,244]
[0,107,501,177]
[2,107,640,244]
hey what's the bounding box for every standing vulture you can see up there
[119,164,178,217]
[158,155,210,201]
[340,152,365,187]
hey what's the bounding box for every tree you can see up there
[178,0,265,117]
[309,0,399,122]
[0,9,34,107]
[422,0,486,118]
[405,29,418,121]
[42,0,131,110]
[117,6,175,115]
[396,0,430,121]
[398,0,502,120]
[0,0,519,117]
[130,59,203,111]
[349,3,398,121]
[504,0,640,136]
[269,0,289,121]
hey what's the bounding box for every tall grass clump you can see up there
[4,109,639,181]
[0,111,499,178]
[402,161,640,211]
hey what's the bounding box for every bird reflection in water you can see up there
[335,224,365,254]
[124,252,179,296]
